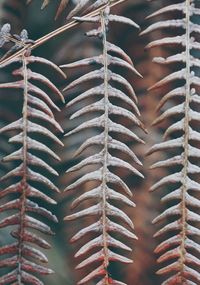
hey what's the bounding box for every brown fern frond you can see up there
[61,5,144,284]
[0,26,65,284]
[143,0,200,284]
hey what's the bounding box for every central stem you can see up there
[101,8,110,284]
[180,0,190,281]
[17,54,28,283]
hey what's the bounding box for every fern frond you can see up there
[0,26,65,284]
[62,5,144,284]
[143,0,200,284]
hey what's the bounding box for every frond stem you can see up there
[101,8,110,283]
[17,53,28,283]
[180,0,191,280]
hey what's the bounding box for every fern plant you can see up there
[142,0,200,284]
[0,26,65,284]
[61,5,145,284]
[1,0,200,284]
